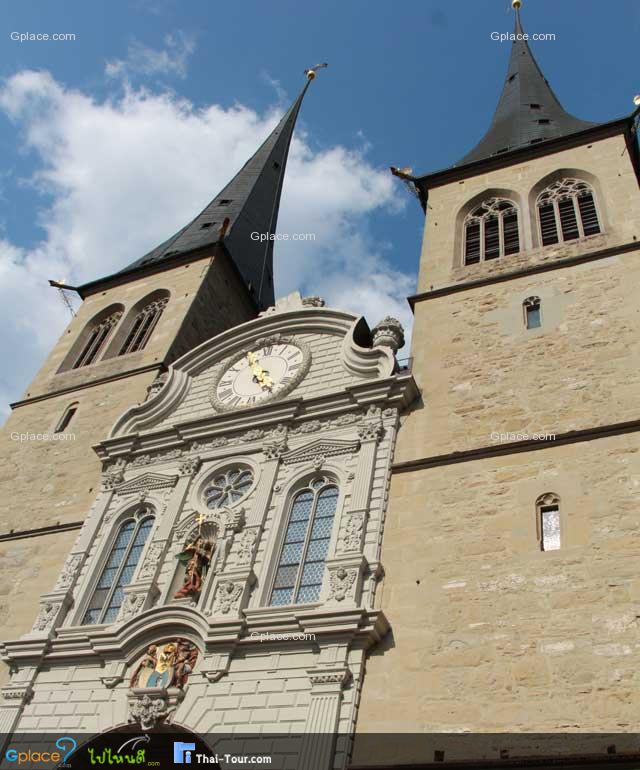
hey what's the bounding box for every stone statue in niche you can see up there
[174,534,214,599]
[129,638,198,689]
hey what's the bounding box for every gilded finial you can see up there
[512,0,522,8]
[304,63,328,80]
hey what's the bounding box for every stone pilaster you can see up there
[299,667,351,770]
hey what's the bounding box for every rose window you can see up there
[204,467,254,509]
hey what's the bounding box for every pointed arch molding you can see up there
[109,309,395,439]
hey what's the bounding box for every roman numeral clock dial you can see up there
[211,339,311,412]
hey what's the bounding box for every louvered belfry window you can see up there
[73,311,122,369]
[464,198,520,265]
[82,510,154,625]
[536,178,601,247]
[118,298,168,356]
[270,478,339,606]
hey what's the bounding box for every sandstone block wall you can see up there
[357,433,640,742]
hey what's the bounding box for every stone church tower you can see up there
[355,3,640,763]
[0,79,312,658]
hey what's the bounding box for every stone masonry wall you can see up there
[397,250,640,463]
[357,433,640,746]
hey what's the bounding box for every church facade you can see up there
[1,4,640,769]
[0,291,414,767]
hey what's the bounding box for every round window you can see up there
[204,467,254,509]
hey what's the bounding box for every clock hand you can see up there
[246,352,274,392]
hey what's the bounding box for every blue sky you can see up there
[0,0,638,414]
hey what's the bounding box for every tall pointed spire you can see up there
[457,1,597,166]
[86,74,318,309]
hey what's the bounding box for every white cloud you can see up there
[0,69,415,416]
[105,32,196,80]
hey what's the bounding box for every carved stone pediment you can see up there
[281,438,360,466]
[114,472,179,497]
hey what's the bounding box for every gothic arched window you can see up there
[117,297,168,356]
[73,310,122,369]
[536,178,601,246]
[536,493,561,552]
[82,509,154,625]
[464,197,520,265]
[270,478,339,606]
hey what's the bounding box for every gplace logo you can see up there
[174,741,196,764]
[5,736,77,765]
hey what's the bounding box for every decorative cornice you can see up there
[95,374,418,465]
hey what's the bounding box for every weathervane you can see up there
[304,63,328,80]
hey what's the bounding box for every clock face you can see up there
[212,341,309,411]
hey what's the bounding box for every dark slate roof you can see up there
[80,80,312,309]
[456,8,598,166]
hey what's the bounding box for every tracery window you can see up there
[536,493,561,552]
[118,297,168,355]
[536,178,601,246]
[82,508,154,625]
[204,467,254,509]
[464,197,520,265]
[73,310,122,369]
[270,477,339,606]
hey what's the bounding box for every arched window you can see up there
[73,310,122,369]
[54,402,78,433]
[270,477,339,606]
[464,197,520,265]
[523,296,542,329]
[536,178,601,246]
[118,297,168,355]
[536,493,561,552]
[82,508,154,625]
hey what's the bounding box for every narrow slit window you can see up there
[463,198,520,266]
[540,506,560,551]
[524,296,542,329]
[55,404,78,433]
[537,493,561,552]
[536,178,601,247]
